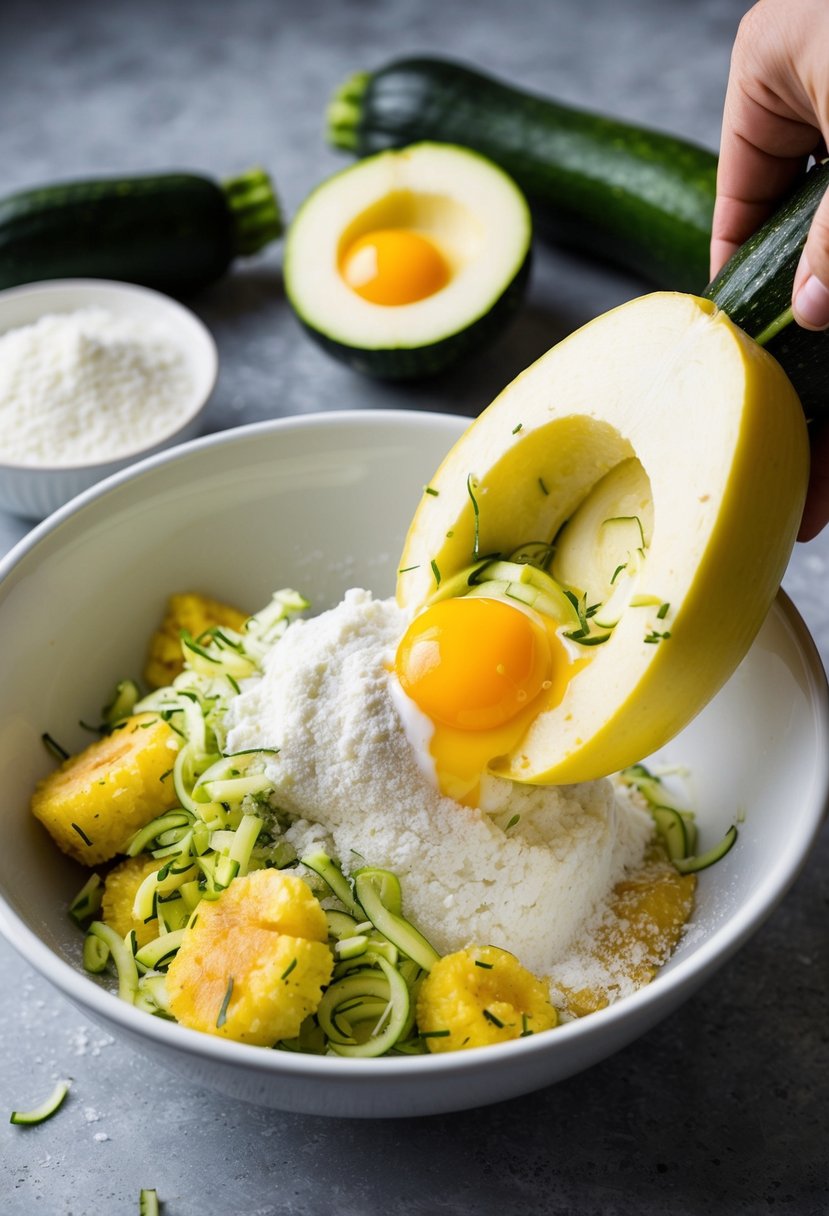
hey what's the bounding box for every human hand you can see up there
[711,0,829,539]
[712,0,829,327]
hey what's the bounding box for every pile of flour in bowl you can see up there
[224,589,653,981]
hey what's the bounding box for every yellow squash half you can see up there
[396,293,809,784]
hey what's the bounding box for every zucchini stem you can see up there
[221,168,283,256]
[327,71,370,150]
[754,304,795,348]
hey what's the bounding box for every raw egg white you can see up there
[393,595,584,806]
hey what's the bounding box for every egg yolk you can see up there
[341,228,450,306]
[394,595,581,806]
[396,597,552,732]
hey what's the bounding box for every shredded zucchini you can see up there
[620,763,736,873]
[10,1080,70,1126]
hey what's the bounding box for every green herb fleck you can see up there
[424,486,439,497]
[538,477,549,496]
[520,1014,533,1038]
[445,530,454,539]
[482,1008,505,1028]
[159,768,173,783]
[216,977,234,1028]
[420,1029,451,1039]
[475,960,494,970]
[431,558,441,587]
[657,602,670,620]
[505,814,520,831]
[644,629,672,644]
[281,958,298,982]
[466,473,481,559]
[211,629,244,652]
[42,733,69,761]
[398,565,419,575]
[603,513,646,548]
[610,563,627,585]
[71,823,93,847]
[512,423,523,435]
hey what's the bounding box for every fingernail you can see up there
[794,265,829,330]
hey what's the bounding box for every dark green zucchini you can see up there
[705,160,829,422]
[0,167,282,297]
[328,57,717,292]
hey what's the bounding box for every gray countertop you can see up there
[1,1,827,1213]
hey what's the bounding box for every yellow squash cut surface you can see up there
[101,855,164,949]
[417,944,557,1052]
[30,713,181,864]
[166,870,333,1047]
[397,293,809,783]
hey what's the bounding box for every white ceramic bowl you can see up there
[0,279,218,520]
[0,411,826,1119]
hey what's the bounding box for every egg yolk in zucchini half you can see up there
[341,228,450,306]
[394,596,579,805]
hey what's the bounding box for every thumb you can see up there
[793,182,829,330]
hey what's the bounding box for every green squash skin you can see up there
[0,174,235,297]
[705,160,829,423]
[332,57,717,292]
[296,249,531,380]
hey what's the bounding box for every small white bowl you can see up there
[0,279,218,519]
[0,411,826,1118]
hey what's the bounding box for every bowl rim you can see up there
[0,277,218,473]
[0,409,827,1081]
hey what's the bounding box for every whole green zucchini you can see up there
[705,160,829,422]
[0,167,282,297]
[328,57,717,292]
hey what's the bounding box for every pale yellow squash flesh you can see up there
[396,292,809,784]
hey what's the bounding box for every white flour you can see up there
[224,590,654,985]
[0,307,193,465]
